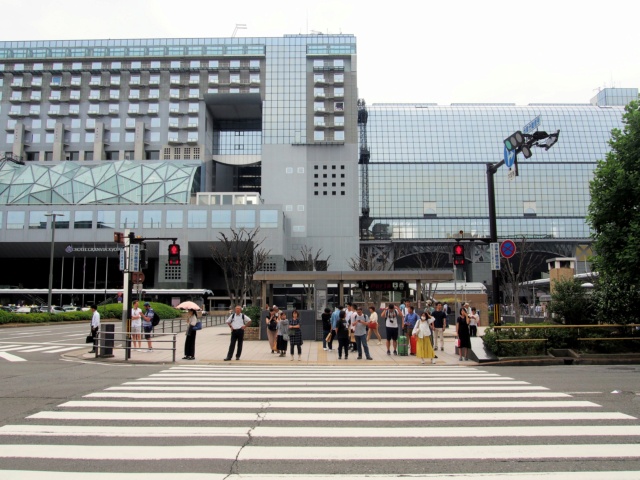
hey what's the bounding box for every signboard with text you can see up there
[359,281,407,292]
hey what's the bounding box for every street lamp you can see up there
[45,212,65,314]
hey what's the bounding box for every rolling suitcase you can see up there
[410,334,417,355]
[398,335,408,356]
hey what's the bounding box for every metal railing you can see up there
[93,330,178,362]
[153,314,227,334]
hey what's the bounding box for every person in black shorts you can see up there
[382,304,402,355]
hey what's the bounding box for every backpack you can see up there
[268,316,278,331]
[151,311,160,327]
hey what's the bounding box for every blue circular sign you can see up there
[500,240,516,259]
[504,146,516,168]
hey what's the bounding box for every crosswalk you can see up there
[0,334,88,361]
[1,365,640,478]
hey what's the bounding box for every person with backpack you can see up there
[141,302,156,352]
[224,305,251,361]
[402,305,419,354]
[266,307,279,354]
[353,306,373,360]
[335,310,350,360]
[382,304,402,356]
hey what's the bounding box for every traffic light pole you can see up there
[487,160,504,326]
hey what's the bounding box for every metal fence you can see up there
[153,313,227,334]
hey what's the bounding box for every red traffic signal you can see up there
[453,243,465,265]
[168,243,181,266]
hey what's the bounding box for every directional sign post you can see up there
[500,239,517,259]
[490,242,501,270]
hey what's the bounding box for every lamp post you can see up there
[45,212,64,314]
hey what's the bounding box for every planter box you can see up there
[244,326,260,341]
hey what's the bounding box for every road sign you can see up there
[504,145,516,168]
[131,271,145,284]
[359,281,406,292]
[490,242,501,270]
[500,239,516,259]
[523,115,541,134]
[119,248,126,271]
[129,244,140,272]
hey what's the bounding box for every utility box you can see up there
[99,323,115,358]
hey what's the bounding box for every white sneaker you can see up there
[290,356,294,361]
[298,357,302,361]
[323,347,327,351]
[431,358,436,364]
[147,349,153,352]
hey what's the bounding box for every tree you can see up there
[587,99,640,323]
[500,237,546,322]
[288,246,330,309]
[210,228,270,307]
[548,277,593,325]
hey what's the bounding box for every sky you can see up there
[1,0,638,106]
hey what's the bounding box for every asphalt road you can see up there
[1,323,640,478]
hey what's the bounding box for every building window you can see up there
[314,131,325,141]
[74,211,93,229]
[211,210,231,228]
[423,202,437,218]
[236,210,255,228]
[174,147,181,159]
[166,210,183,228]
[188,210,207,228]
[334,131,345,141]
[97,210,115,229]
[7,211,25,229]
[260,210,278,228]
[119,211,138,229]
[163,147,171,160]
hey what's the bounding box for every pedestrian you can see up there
[329,305,343,351]
[366,306,382,345]
[469,307,479,337]
[431,302,448,351]
[353,306,373,360]
[130,300,143,351]
[276,311,289,356]
[183,308,198,360]
[413,311,436,364]
[321,307,332,351]
[141,302,154,352]
[456,307,472,361]
[402,305,419,354]
[224,305,250,361]
[382,303,402,355]
[345,303,357,352]
[89,304,100,354]
[288,310,303,361]
[336,310,350,360]
[266,307,279,353]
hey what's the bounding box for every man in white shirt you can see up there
[131,300,142,351]
[224,305,251,361]
[89,304,100,354]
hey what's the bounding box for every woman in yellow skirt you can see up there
[412,312,436,364]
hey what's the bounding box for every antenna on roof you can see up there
[232,24,247,38]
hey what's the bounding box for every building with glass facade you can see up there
[359,88,637,287]
[0,33,636,302]
[0,35,359,298]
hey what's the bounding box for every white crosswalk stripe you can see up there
[0,365,639,479]
[0,342,85,358]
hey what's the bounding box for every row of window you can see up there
[1,209,278,230]
[0,59,260,72]
[3,102,201,117]
[6,131,199,145]
[2,73,260,89]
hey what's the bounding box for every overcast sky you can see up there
[1,0,638,106]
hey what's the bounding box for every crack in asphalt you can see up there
[224,400,270,479]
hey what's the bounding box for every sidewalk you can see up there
[69,324,484,366]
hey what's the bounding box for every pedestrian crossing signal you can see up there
[168,243,181,266]
[453,243,465,265]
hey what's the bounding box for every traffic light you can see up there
[504,131,525,151]
[453,243,465,266]
[168,243,181,266]
[140,243,148,270]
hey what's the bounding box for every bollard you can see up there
[99,323,115,358]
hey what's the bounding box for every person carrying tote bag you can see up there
[412,313,436,364]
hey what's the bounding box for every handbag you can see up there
[85,335,94,343]
[456,338,461,348]
[367,321,378,329]
[193,321,202,331]
[283,333,289,341]
[325,331,333,342]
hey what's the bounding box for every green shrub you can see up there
[242,305,261,327]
